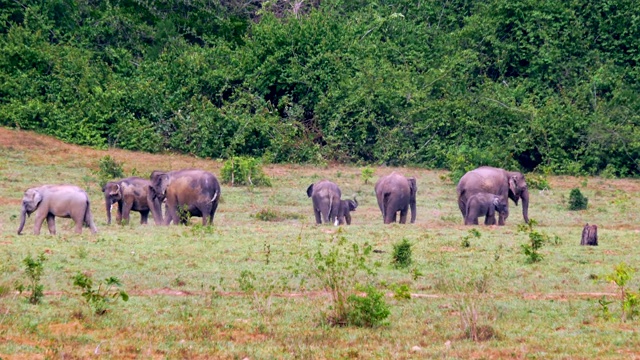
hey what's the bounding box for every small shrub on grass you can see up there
[568,188,588,210]
[518,219,549,264]
[361,167,374,184]
[15,253,46,304]
[527,173,551,190]
[221,157,271,187]
[346,285,390,327]
[253,208,303,222]
[96,156,125,188]
[393,284,412,300]
[72,273,129,315]
[461,229,481,248]
[604,262,639,322]
[392,238,412,269]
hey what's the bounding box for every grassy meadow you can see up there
[1,127,640,359]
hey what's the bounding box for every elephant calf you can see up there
[335,196,358,226]
[18,185,98,235]
[103,177,155,225]
[464,193,508,226]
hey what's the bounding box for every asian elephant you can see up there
[374,172,417,224]
[306,180,342,224]
[464,193,508,225]
[148,169,221,225]
[335,196,358,226]
[103,177,157,225]
[456,166,529,225]
[17,185,98,235]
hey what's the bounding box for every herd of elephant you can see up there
[16,166,530,235]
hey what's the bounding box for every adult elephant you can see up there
[17,185,98,235]
[374,172,417,224]
[306,180,342,225]
[149,169,221,225]
[103,177,158,225]
[456,166,529,225]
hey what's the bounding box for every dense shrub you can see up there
[568,188,588,210]
[220,157,271,187]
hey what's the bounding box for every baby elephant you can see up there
[334,196,358,226]
[17,184,98,235]
[464,193,508,225]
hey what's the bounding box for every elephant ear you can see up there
[348,199,357,211]
[306,184,314,198]
[109,183,120,196]
[408,177,417,198]
[32,189,43,208]
[508,176,518,203]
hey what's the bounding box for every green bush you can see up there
[220,157,271,187]
[347,285,390,327]
[568,188,588,210]
[15,253,46,305]
[392,238,412,269]
[97,156,125,188]
[72,273,129,315]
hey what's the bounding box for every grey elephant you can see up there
[306,180,342,224]
[374,172,417,224]
[148,169,221,225]
[103,177,157,225]
[464,193,508,225]
[335,196,358,226]
[456,166,529,225]
[17,185,98,235]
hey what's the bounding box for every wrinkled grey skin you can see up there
[374,172,417,224]
[457,166,529,225]
[306,180,342,224]
[148,169,221,225]
[335,196,358,226]
[17,185,98,235]
[464,193,508,225]
[103,177,157,225]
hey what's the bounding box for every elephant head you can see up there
[148,171,169,224]
[103,182,122,225]
[17,188,42,234]
[507,172,529,224]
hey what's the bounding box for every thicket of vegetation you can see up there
[1,0,639,176]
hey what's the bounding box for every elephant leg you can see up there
[485,216,495,225]
[313,209,322,224]
[121,202,133,225]
[399,208,408,224]
[140,210,149,225]
[73,212,84,233]
[116,201,123,224]
[85,208,98,234]
[345,213,351,225]
[33,211,47,235]
[46,214,56,235]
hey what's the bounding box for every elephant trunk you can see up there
[410,198,417,224]
[521,188,530,224]
[148,191,164,225]
[17,206,27,235]
[105,194,113,225]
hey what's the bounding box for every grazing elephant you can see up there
[148,169,221,225]
[335,196,358,226]
[103,177,157,225]
[457,166,529,225]
[17,185,98,235]
[374,172,417,224]
[306,180,342,224]
[464,193,508,225]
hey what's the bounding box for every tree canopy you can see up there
[1,0,639,176]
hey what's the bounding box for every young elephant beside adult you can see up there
[17,185,98,235]
[335,196,358,226]
[374,172,417,224]
[148,169,221,225]
[103,177,157,225]
[464,193,508,225]
[306,180,342,225]
[457,166,529,225]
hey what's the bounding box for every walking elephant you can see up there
[464,193,508,225]
[306,180,342,224]
[148,169,221,225]
[456,166,529,225]
[17,185,98,235]
[103,177,157,225]
[336,196,358,226]
[374,172,417,224]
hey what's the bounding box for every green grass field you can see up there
[1,127,639,359]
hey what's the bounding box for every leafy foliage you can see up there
[392,238,412,269]
[97,156,125,188]
[72,273,129,315]
[15,253,46,305]
[2,1,640,175]
[346,285,390,327]
[518,219,549,264]
[220,157,272,187]
[568,188,588,210]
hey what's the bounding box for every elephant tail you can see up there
[210,190,219,203]
[84,200,98,234]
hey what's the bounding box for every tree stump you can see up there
[580,223,598,246]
